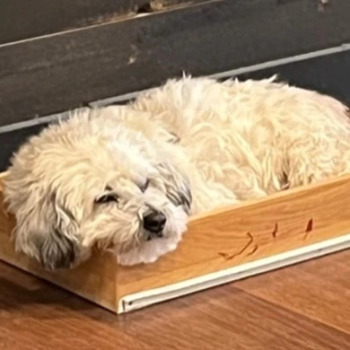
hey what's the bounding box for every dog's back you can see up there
[132,76,350,199]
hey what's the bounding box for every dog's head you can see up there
[3,108,191,270]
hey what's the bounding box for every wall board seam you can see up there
[0,42,349,135]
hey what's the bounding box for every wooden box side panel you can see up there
[116,174,350,299]
[2,173,350,311]
[0,179,119,313]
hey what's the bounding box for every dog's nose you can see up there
[143,211,166,237]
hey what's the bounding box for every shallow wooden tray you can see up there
[1,171,350,313]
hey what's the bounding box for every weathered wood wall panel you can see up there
[239,51,350,106]
[1,0,350,126]
[0,0,206,44]
[1,50,349,172]
[0,0,148,44]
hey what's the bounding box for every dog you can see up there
[4,76,350,270]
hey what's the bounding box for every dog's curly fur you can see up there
[4,76,350,270]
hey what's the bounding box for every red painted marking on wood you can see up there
[272,223,278,238]
[248,244,258,256]
[218,232,254,260]
[304,219,314,239]
[306,219,313,233]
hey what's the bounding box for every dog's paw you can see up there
[117,236,180,266]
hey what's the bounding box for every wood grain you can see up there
[0,0,208,45]
[1,0,350,126]
[119,286,350,350]
[236,250,350,334]
[116,173,350,299]
[1,171,350,313]
[0,0,160,45]
[1,254,350,349]
[237,50,350,107]
[0,1,139,44]
[0,262,151,350]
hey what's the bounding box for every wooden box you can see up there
[1,171,350,314]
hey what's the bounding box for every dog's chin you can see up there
[117,235,181,266]
[116,206,188,266]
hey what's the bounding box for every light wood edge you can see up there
[118,232,350,313]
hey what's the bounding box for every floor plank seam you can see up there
[235,285,350,337]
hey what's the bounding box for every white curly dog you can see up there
[4,76,350,270]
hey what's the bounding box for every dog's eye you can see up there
[139,179,150,192]
[95,193,118,204]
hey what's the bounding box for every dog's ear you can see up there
[156,162,192,213]
[11,192,78,271]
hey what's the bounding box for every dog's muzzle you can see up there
[143,210,166,240]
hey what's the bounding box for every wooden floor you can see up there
[1,250,350,349]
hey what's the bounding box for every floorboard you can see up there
[236,249,350,335]
[1,250,350,349]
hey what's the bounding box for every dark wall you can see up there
[0,0,350,170]
[0,0,207,44]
